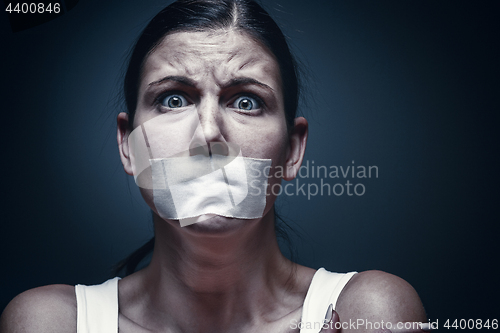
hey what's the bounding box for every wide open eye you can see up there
[160,94,189,108]
[232,96,261,111]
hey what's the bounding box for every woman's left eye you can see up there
[231,96,261,111]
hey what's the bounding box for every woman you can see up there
[0,0,428,332]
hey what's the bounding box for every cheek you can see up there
[133,109,208,159]
[234,124,289,212]
[231,120,289,161]
[138,187,157,215]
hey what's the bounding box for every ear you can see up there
[284,117,308,181]
[117,112,134,176]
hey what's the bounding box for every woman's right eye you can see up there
[159,94,189,108]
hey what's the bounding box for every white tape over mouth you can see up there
[128,112,272,227]
[151,155,271,226]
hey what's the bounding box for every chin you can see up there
[181,214,253,235]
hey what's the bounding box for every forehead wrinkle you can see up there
[215,57,279,92]
[227,51,237,63]
[225,41,248,62]
[222,50,272,79]
[151,50,200,78]
[142,30,282,93]
[238,57,260,71]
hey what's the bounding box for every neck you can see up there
[132,209,302,331]
[150,208,292,291]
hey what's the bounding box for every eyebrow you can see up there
[148,76,274,92]
[221,77,274,92]
[148,76,196,87]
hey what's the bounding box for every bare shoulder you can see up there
[0,284,76,333]
[336,270,427,331]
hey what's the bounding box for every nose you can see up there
[198,99,224,143]
[189,98,228,156]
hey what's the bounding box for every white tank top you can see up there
[75,268,356,333]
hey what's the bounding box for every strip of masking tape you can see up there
[128,111,204,188]
[151,156,271,227]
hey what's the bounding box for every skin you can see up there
[0,30,427,333]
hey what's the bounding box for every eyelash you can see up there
[229,94,265,112]
[155,91,191,110]
[154,91,265,113]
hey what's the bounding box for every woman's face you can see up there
[136,29,288,158]
[121,29,303,230]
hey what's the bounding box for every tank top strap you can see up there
[75,277,121,333]
[300,268,357,333]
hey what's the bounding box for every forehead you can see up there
[140,29,282,89]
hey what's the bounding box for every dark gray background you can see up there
[1,0,498,330]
